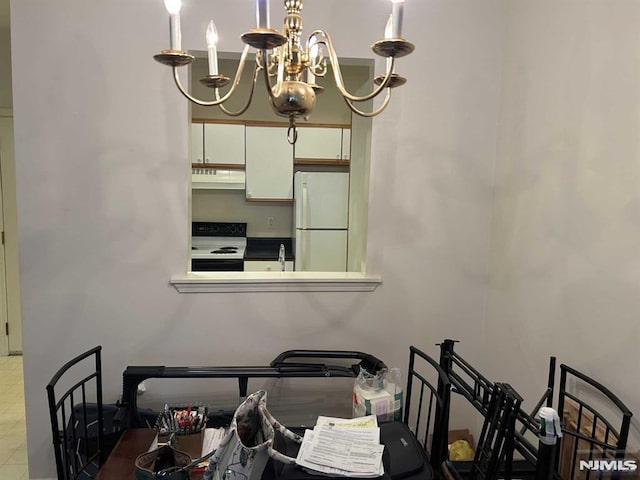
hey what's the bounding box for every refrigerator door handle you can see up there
[302,181,309,230]
[302,230,310,271]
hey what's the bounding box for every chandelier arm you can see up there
[216,64,262,117]
[171,44,254,106]
[258,49,279,104]
[305,37,325,73]
[308,30,395,102]
[343,88,392,117]
[172,68,218,106]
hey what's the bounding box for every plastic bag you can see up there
[352,367,403,422]
[449,440,474,461]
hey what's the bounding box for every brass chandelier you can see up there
[154,0,414,143]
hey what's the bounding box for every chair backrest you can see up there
[437,340,635,480]
[46,346,105,480]
[439,382,523,480]
[404,345,452,472]
[470,382,523,480]
[555,364,633,480]
[438,339,557,475]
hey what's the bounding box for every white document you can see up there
[201,427,227,456]
[296,426,384,477]
[315,415,378,428]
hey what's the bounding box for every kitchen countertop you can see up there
[244,237,294,261]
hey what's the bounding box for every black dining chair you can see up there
[401,345,452,475]
[46,345,108,480]
[554,363,633,480]
[441,382,523,480]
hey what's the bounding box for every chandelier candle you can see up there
[206,21,219,75]
[164,0,182,51]
[385,14,393,40]
[384,16,394,72]
[391,0,405,38]
[257,0,270,29]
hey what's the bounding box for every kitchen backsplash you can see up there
[192,189,293,237]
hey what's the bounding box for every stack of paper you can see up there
[201,427,227,456]
[295,416,385,477]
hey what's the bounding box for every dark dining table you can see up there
[95,429,206,480]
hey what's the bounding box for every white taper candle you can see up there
[170,15,181,50]
[206,21,219,75]
[164,0,182,50]
[391,0,404,38]
[384,14,393,39]
[257,0,270,29]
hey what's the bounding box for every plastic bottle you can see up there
[538,406,562,445]
[278,244,286,271]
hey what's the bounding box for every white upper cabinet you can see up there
[245,126,293,200]
[203,123,245,165]
[191,123,204,164]
[294,127,349,161]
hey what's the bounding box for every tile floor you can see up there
[0,355,28,480]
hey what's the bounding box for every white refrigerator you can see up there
[294,172,349,272]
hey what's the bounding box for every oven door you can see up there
[191,258,244,272]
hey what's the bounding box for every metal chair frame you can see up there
[437,340,634,480]
[554,364,632,480]
[404,345,453,474]
[438,340,549,471]
[46,346,105,480]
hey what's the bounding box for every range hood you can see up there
[191,168,246,190]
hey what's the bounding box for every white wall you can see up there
[486,0,640,447]
[10,1,501,478]
[0,0,11,109]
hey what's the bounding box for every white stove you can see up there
[191,222,247,271]
[191,237,247,260]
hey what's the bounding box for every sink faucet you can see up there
[278,244,286,272]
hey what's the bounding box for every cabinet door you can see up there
[245,126,293,200]
[341,129,351,160]
[204,123,245,165]
[244,260,294,272]
[294,127,343,160]
[191,123,204,164]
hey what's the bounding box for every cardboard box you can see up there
[448,429,475,449]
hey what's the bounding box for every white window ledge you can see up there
[171,272,382,293]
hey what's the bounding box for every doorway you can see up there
[0,114,21,355]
